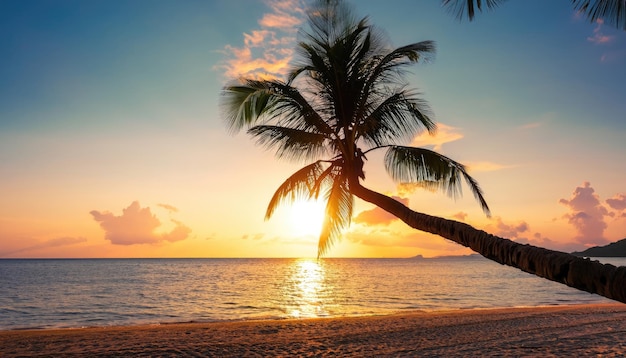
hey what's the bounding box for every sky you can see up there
[1,0,625,258]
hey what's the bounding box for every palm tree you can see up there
[443,0,626,31]
[221,0,626,303]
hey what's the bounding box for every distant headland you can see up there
[572,238,626,257]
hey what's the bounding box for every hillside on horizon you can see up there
[572,238,626,257]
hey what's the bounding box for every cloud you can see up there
[259,12,302,31]
[242,233,265,240]
[354,196,409,226]
[483,216,529,239]
[158,203,178,213]
[0,236,87,257]
[478,215,588,252]
[599,49,626,63]
[587,18,614,44]
[162,219,192,242]
[515,232,581,254]
[606,193,626,211]
[559,182,610,246]
[515,232,552,248]
[518,122,542,130]
[452,212,468,221]
[410,123,463,151]
[219,0,305,79]
[90,201,191,245]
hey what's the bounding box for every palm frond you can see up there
[265,161,325,220]
[572,0,626,31]
[248,125,328,161]
[318,177,353,257]
[311,163,338,198]
[358,90,435,147]
[265,82,337,137]
[222,78,336,140]
[305,0,358,50]
[355,41,435,123]
[442,0,506,21]
[291,42,331,86]
[384,146,490,216]
[348,21,372,72]
[221,80,275,133]
[221,0,493,259]
[365,41,436,88]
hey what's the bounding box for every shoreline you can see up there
[2,304,625,356]
[1,301,613,332]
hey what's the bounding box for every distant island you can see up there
[572,238,626,257]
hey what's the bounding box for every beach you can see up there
[1,304,625,357]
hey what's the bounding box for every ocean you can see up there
[1,256,623,330]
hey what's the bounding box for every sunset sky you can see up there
[1,0,625,258]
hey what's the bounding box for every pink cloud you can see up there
[559,181,610,246]
[91,201,191,245]
[599,49,626,63]
[354,196,409,226]
[219,0,305,79]
[479,217,582,252]
[587,18,614,44]
[452,212,468,221]
[158,203,178,213]
[606,193,626,211]
[259,13,302,29]
[515,232,581,253]
[483,216,529,239]
[244,30,274,47]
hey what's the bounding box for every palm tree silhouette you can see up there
[443,0,626,31]
[221,0,625,303]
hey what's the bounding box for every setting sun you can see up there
[288,199,326,237]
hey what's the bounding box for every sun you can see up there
[288,199,326,237]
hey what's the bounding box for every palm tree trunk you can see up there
[351,181,626,304]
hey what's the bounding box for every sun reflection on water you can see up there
[286,259,328,318]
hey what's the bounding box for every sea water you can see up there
[0,256,623,330]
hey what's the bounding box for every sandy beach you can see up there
[1,304,625,357]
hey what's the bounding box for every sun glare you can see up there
[288,199,326,237]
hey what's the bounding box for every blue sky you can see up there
[1,0,624,258]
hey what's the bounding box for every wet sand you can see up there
[1,304,625,357]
